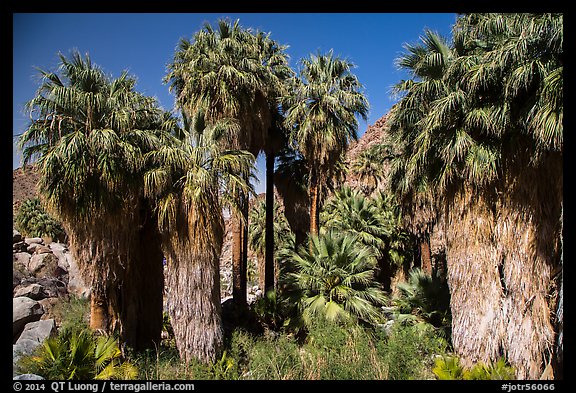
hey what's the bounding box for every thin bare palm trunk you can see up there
[232,194,248,306]
[309,170,320,236]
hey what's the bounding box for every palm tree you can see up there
[165,18,292,305]
[283,50,369,236]
[289,231,387,326]
[389,14,563,378]
[144,114,255,364]
[17,51,167,350]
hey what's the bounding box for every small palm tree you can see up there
[18,329,137,380]
[393,268,451,337]
[289,232,387,326]
[351,143,395,194]
[321,187,412,290]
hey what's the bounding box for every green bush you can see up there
[51,295,90,336]
[379,322,447,380]
[16,198,65,240]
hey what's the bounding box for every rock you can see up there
[13,229,22,243]
[26,243,40,253]
[13,252,31,271]
[66,253,90,298]
[34,245,52,254]
[13,241,28,252]
[13,297,44,341]
[25,237,43,245]
[38,298,60,321]
[28,253,59,278]
[14,319,56,364]
[36,277,67,298]
[14,283,45,300]
[18,319,56,344]
[49,242,68,253]
[51,247,70,272]
[13,374,45,380]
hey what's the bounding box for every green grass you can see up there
[128,320,448,380]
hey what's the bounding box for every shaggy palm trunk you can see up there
[232,193,248,306]
[447,153,562,379]
[445,189,506,370]
[493,156,562,379]
[66,201,163,350]
[66,213,136,336]
[163,214,225,364]
[122,201,164,350]
[264,151,275,293]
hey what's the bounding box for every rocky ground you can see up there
[12,229,90,378]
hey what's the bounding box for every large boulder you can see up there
[66,253,90,298]
[13,297,43,341]
[14,283,45,300]
[13,320,56,373]
[28,253,59,278]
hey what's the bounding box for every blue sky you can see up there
[13,13,457,193]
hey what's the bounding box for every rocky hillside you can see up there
[344,114,391,191]
[12,165,40,226]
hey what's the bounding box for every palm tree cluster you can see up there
[16,13,562,380]
[18,17,370,367]
[388,13,562,378]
